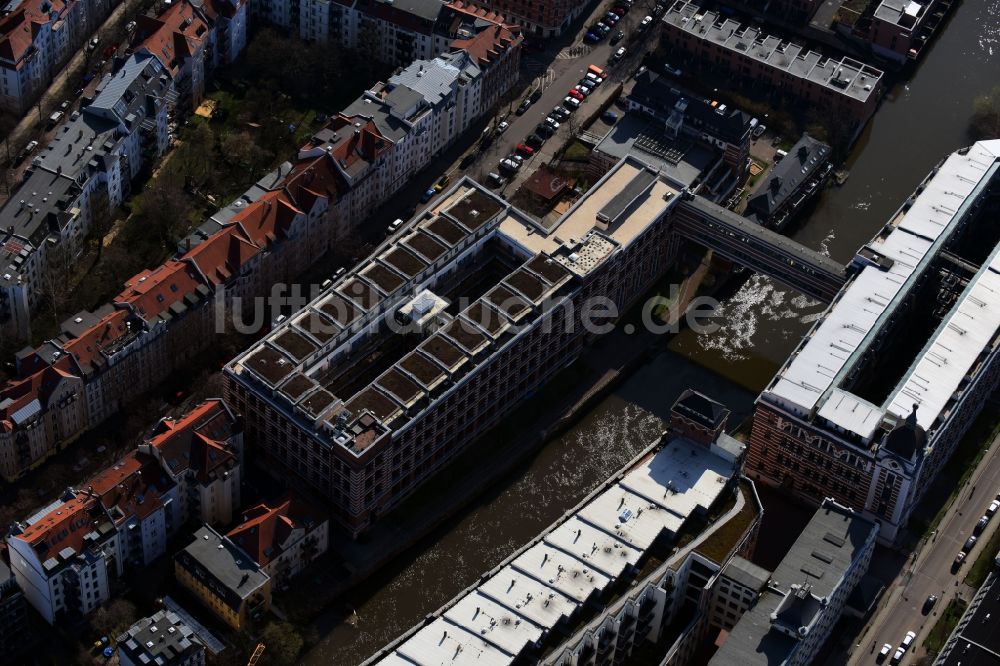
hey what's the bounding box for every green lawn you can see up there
[924,597,967,654]
[965,525,1000,588]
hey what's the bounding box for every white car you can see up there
[891,646,905,664]
[564,96,581,109]
[585,72,603,85]
[500,158,520,172]
[574,85,591,97]
[510,154,524,166]
[612,46,627,62]
[496,121,509,134]
[386,218,403,234]
[641,15,653,28]
[901,631,916,649]
[988,499,1000,516]
[544,116,560,129]
[878,643,892,661]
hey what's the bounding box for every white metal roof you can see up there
[888,249,1000,429]
[442,592,544,656]
[395,617,512,666]
[768,225,932,416]
[478,567,579,631]
[765,140,1000,437]
[577,485,684,551]
[509,543,611,603]
[543,516,641,579]
[619,440,733,519]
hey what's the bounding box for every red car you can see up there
[568,89,585,101]
[515,143,535,157]
[613,5,627,14]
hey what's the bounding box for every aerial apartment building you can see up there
[834,0,952,63]
[224,156,687,535]
[660,1,884,142]
[5,399,240,624]
[253,0,520,72]
[175,492,326,630]
[710,499,877,665]
[472,0,584,37]
[0,0,116,115]
[748,139,1000,542]
[362,393,757,666]
[0,52,172,339]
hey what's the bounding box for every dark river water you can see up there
[304,3,1000,663]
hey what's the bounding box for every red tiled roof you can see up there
[89,451,175,522]
[0,0,70,67]
[133,2,209,77]
[116,261,206,322]
[231,190,303,248]
[15,492,104,559]
[284,154,348,211]
[182,225,259,286]
[146,399,239,484]
[62,309,134,375]
[226,495,324,567]
[0,357,77,425]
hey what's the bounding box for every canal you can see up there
[304,2,1000,663]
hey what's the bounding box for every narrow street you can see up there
[843,433,1000,665]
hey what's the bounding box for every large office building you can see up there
[224,156,686,535]
[362,393,757,666]
[748,139,1000,542]
[660,1,884,142]
[710,499,878,665]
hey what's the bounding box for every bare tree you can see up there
[40,242,74,327]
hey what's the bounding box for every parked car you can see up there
[601,111,618,124]
[486,172,506,188]
[529,89,543,103]
[595,22,611,35]
[434,174,450,191]
[922,595,938,614]
[568,88,585,101]
[576,83,593,96]
[510,154,524,166]
[584,31,601,43]
[516,100,531,115]
[515,143,535,157]
[605,11,619,23]
[878,644,892,663]
[640,15,653,28]
[497,120,509,134]
[333,267,346,279]
[552,106,570,120]
[611,46,627,62]
[963,535,978,552]
[901,631,916,650]
[988,500,1000,516]
[611,6,627,15]
[47,110,63,127]
[535,124,554,139]
[87,37,99,52]
[953,551,966,570]
[975,515,990,535]
[387,218,403,234]
[499,158,520,173]
[459,154,476,169]
[653,2,666,15]
[544,116,560,129]
[586,72,603,85]
[24,140,38,154]
[526,133,545,149]
[420,188,436,203]
[891,647,905,665]
[563,96,581,109]
[752,123,767,139]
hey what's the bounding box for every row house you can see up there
[5,399,240,624]
[138,398,244,528]
[252,0,520,73]
[6,451,178,623]
[464,0,581,37]
[660,1,884,143]
[225,495,328,588]
[0,0,117,115]
[0,52,172,339]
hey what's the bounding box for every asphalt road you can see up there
[355,0,661,258]
[845,433,1000,665]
